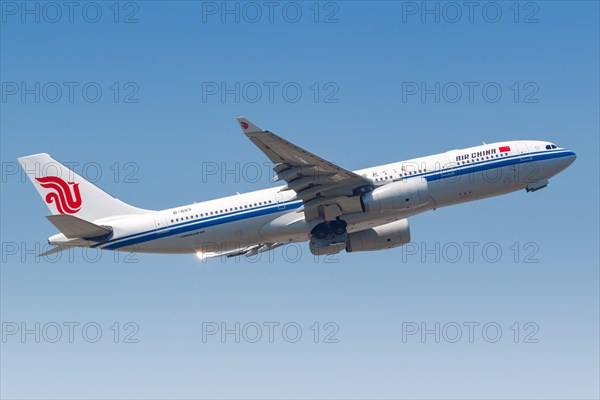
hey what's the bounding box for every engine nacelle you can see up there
[346,219,410,252]
[361,178,430,212]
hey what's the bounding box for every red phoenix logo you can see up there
[35,176,82,214]
[240,121,249,129]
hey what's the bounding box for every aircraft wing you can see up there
[237,117,373,221]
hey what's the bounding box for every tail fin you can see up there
[18,153,150,222]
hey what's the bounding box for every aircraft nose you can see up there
[560,150,576,170]
[565,150,576,165]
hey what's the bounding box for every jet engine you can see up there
[346,219,410,252]
[361,178,430,213]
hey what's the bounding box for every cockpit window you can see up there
[552,144,557,149]
[546,144,558,150]
[545,145,551,149]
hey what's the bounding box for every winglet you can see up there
[237,117,264,134]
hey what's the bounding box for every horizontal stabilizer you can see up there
[39,246,67,257]
[46,215,113,241]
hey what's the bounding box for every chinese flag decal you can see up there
[499,146,511,152]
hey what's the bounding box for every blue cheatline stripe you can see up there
[96,200,303,250]
[426,149,574,182]
[98,149,574,251]
[92,199,300,248]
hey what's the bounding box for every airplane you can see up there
[18,117,576,259]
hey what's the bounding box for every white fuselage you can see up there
[49,140,576,254]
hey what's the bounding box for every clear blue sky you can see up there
[1,1,598,398]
